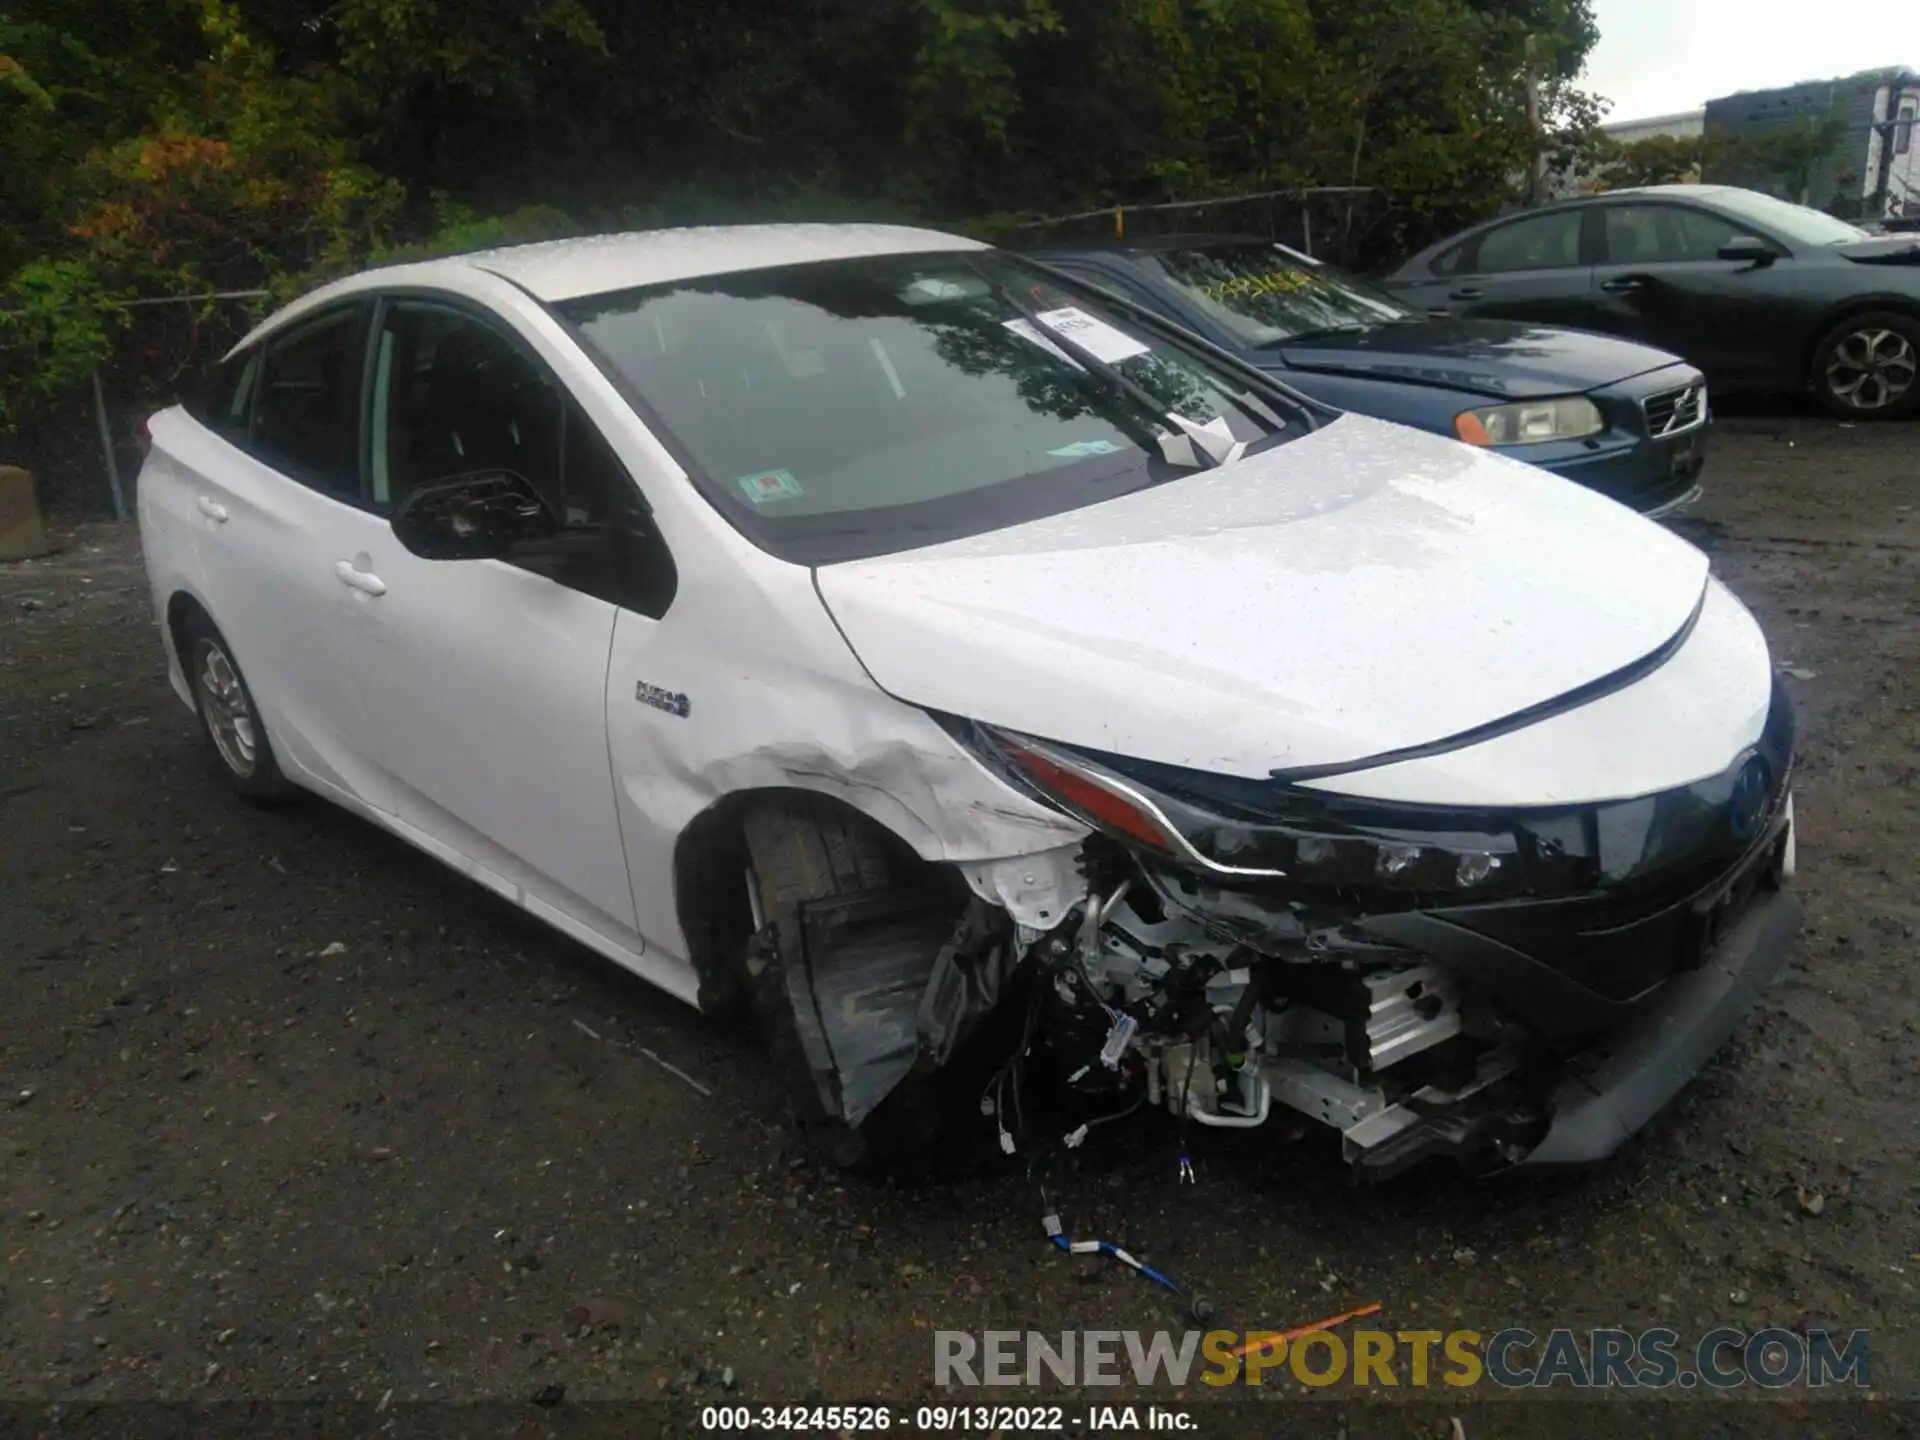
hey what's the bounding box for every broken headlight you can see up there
[948,684,1792,908]
[951,723,1575,900]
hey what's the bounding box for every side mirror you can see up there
[1718,235,1775,265]
[391,471,558,560]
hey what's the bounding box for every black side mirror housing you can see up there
[391,472,558,560]
[1718,235,1775,266]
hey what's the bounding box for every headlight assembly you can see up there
[1454,396,1604,447]
[953,723,1564,900]
[942,683,1794,909]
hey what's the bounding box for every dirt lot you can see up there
[1,413,1915,1438]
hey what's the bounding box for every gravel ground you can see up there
[1,413,1915,1438]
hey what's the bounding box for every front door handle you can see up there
[196,497,228,523]
[1600,276,1645,294]
[333,560,387,597]
[1448,286,1484,301]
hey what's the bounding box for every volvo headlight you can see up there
[1454,396,1604,446]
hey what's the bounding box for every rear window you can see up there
[556,252,1306,563]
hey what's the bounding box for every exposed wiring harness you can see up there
[1039,1203,1213,1325]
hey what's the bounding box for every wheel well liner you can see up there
[670,786,931,1014]
[163,590,214,687]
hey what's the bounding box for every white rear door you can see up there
[181,301,398,813]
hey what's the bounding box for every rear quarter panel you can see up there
[135,407,211,710]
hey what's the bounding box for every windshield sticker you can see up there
[1034,306,1152,364]
[737,468,804,504]
[1201,269,1314,304]
[1047,439,1124,458]
[900,275,983,305]
[1003,317,1079,366]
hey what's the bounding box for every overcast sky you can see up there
[1581,0,1918,120]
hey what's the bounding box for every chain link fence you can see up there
[999,185,1387,268]
[6,290,267,522]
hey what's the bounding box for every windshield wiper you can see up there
[1269,322,1372,344]
[967,261,1227,470]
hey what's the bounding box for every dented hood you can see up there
[814,414,1711,779]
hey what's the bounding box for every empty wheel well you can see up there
[166,591,210,657]
[671,788,938,1016]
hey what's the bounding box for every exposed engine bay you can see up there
[1020,865,1536,1178]
[762,684,1800,1178]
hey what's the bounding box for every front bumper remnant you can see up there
[1519,886,1800,1166]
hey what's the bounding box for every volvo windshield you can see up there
[1137,241,1417,348]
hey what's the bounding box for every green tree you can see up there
[1593,133,1704,188]
[5,0,1611,445]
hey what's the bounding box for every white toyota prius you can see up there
[137,223,1799,1176]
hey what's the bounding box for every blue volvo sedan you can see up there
[1032,235,1710,516]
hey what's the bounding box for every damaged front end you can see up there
[766,687,1799,1177]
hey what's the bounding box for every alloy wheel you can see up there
[193,637,258,777]
[1825,327,1918,412]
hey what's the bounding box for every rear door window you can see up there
[1472,210,1584,273]
[249,305,366,498]
[1430,239,1474,276]
[186,349,262,444]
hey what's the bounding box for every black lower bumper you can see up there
[1517,885,1801,1167]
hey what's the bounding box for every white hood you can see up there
[815,415,1711,779]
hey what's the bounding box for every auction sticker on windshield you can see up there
[1005,307,1151,367]
[1037,306,1151,363]
[737,468,805,504]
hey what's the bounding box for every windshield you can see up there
[558,252,1302,563]
[1709,189,1867,247]
[1136,242,1416,348]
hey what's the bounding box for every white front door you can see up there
[342,297,650,955]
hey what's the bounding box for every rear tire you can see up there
[179,612,294,803]
[1810,310,1920,419]
[739,797,942,1170]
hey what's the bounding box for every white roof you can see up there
[459,223,987,302]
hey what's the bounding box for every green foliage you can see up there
[3,0,1616,438]
[1591,133,1703,188]
[0,261,123,432]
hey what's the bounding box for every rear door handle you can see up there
[1448,286,1484,300]
[196,497,228,523]
[1600,276,1644,294]
[333,560,387,597]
